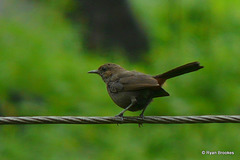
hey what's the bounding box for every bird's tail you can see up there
[154,62,203,85]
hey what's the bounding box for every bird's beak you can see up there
[88,70,99,74]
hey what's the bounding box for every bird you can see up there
[88,62,203,118]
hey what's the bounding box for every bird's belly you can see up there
[108,90,152,111]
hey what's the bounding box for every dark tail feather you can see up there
[152,87,170,98]
[154,62,203,80]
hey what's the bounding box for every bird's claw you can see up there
[115,114,124,125]
[138,123,143,127]
[139,113,145,120]
[138,113,145,127]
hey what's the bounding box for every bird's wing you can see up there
[118,75,160,91]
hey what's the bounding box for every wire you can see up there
[0,115,240,125]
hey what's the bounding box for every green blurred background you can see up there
[0,0,240,159]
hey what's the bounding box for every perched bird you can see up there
[88,62,203,118]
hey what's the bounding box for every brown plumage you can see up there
[88,62,203,118]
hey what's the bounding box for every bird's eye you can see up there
[101,66,107,72]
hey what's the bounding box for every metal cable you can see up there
[0,115,240,125]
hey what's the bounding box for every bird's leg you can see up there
[139,107,147,119]
[138,104,149,128]
[115,97,137,119]
[139,99,153,119]
[138,109,146,128]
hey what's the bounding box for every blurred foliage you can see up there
[0,0,240,159]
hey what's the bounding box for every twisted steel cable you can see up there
[0,115,240,125]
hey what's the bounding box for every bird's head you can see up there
[88,63,125,83]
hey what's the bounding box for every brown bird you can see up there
[88,62,203,118]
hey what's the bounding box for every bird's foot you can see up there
[139,113,145,120]
[138,113,145,127]
[115,113,124,125]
